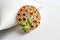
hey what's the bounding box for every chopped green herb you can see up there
[18,21,27,26]
[28,17,33,25]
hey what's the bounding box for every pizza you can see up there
[16,5,41,32]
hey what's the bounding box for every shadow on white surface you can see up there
[0,25,30,40]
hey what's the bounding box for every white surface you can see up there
[0,0,60,40]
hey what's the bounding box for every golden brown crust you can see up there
[16,5,41,29]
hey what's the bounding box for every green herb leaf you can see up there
[18,21,27,26]
[28,17,33,25]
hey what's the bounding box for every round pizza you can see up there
[16,5,41,32]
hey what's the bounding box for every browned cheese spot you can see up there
[23,18,26,21]
[26,9,28,12]
[34,10,36,13]
[31,25,33,28]
[33,20,37,23]
[30,13,33,16]
[36,24,38,27]
[19,18,22,21]
[20,9,22,11]
[36,15,38,18]
[23,13,26,16]
[18,13,20,16]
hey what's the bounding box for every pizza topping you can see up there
[23,18,26,21]
[18,21,27,26]
[30,13,33,16]
[23,13,26,16]
[39,21,40,24]
[31,25,33,28]
[31,6,35,8]
[28,17,33,25]
[36,24,38,27]
[18,18,22,21]
[23,26,29,30]
[23,26,30,32]
[18,13,20,16]
[29,8,32,10]
[23,6,25,8]
[36,15,39,18]
[34,10,36,13]
[26,10,28,12]
[33,20,37,23]
[20,9,22,11]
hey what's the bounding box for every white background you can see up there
[0,0,60,40]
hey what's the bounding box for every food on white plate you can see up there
[16,5,41,32]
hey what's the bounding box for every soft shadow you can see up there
[0,25,29,39]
